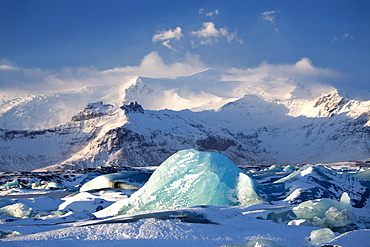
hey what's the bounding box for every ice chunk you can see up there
[287,219,312,226]
[112,149,262,215]
[292,200,319,219]
[80,172,140,192]
[309,228,335,246]
[237,173,263,205]
[0,230,20,239]
[269,165,283,171]
[0,203,33,218]
[283,165,296,172]
[354,168,370,181]
[0,179,19,190]
[31,181,64,190]
[339,192,351,206]
[311,216,327,228]
[325,206,353,228]
[46,182,64,190]
[292,194,357,229]
[220,239,285,246]
[293,195,353,219]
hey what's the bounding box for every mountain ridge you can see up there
[0,69,369,172]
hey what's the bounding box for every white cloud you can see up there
[152,27,183,50]
[206,9,219,17]
[224,58,341,100]
[152,27,183,42]
[190,22,242,45]
[261,10,279,24]
[331,32,354,43]
[191,22,219,38]
[0,59,18,70]
[162,40,176,51]
[0,64,17,70]
[199,9,219,17]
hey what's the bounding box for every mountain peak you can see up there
[313,90,348,114]
[184,67,224,80]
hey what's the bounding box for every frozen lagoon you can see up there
[0,149,370,246]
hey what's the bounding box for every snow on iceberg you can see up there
[97,149,262,216]
[79,172,140,192]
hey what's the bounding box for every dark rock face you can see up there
[99,128,144,153]
[195,136,237,152]
[121,102,144,114]
[71,102,114,121]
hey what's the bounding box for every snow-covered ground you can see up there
[0,150,369,246]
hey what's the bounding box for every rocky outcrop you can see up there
[71,102,114,121]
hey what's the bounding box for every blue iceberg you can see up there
[116,149,262,215]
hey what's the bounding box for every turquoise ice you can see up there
[309,228,336,246]
[117,149,262,215]
[0,179,19,190]
[292,193,358,229]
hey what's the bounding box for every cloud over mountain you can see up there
[225,57,340,100]
[0,52,206,93]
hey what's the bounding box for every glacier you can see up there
[98,149,262,216]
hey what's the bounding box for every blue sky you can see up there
[0,0,369,93]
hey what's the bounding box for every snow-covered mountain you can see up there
[0,69,369,172]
